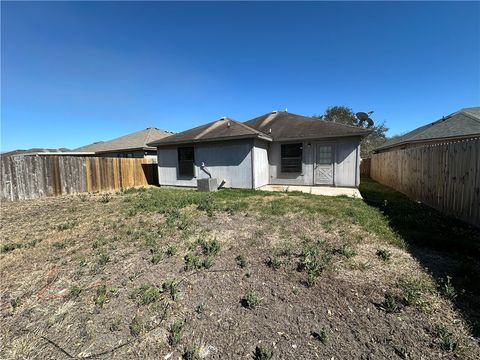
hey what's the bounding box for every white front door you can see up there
[315,144,334,185]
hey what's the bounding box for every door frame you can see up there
[313,141,336,186]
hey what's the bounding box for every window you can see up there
[281,143,303,173]
[178,147,195,177]
[317,145,332,165]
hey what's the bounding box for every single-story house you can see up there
[374,107,480,153]
[75,127,173,160]
[147,111,371,189]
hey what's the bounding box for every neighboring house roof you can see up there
[244,111,372,141]
[76,127,173,153]
[147,117,273,147]
[376,107,480,151]
[148,111,371,147]
[1,148,73,157]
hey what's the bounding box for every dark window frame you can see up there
[280,143,303,173]
[177,146,195,178]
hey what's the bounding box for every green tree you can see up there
[314,106,388,158]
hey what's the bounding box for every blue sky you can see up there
[1,1,479,151]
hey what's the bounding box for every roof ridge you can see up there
[228,117,270,137]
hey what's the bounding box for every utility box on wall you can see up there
[197,178,218,192]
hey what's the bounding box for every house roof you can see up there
[375,107,480,151]
[2,148,73,157]
[76,127,173,153]
[147,117,273,147]
[244,111,372,141]
[148,112,371,147]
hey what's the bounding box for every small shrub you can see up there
[130,317,143,337]
[166,244,178,256]
[254,345,273,360]
[376,248,392,261]
[241,291,261,309]
[433,325,460,353]
[168,319,185,346]
[236,255,247,268]
[68,284,82,299]
[312,326,329,344]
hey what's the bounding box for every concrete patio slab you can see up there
[258,185,362,199]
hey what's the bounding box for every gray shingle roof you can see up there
[376,107,480,151]
[76,127,173,153]
[148,112,371,147]
[147,117,272,147]
[244,111,372,140]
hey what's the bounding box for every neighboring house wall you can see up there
[269,137,361,187]
[252,139,269,188]
[157,140,253,188]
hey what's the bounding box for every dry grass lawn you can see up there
[1,181,479,359]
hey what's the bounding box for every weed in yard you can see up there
[350,261,372,272]
[56,220,77,231]
[52,241,66,250]
[312,326,329,344]
[151,252,162,265]
[241,291,261,309]
[298,240,331,287]
[184,253,203,271]
[183,346,200,360]
[254,345,273,360]
[168,319,185,346]
[201,238,220,256]
[131,284,162,306]
[376,248,392,261]
[201,257,213,269]
[336,243,357,258]
[94,285,108,308]
[109,319,121,332]
[440,276,457,301]
[162,279,179,301]
[245,271,252,279]
[166,244,177,256]
[68,284,82,299]
[99,193,111,203]
[97,253,110,267]
[10,297,21,311]
[381,293,402,313]
[92,237,108,249]
[130,317,143,337]
[197,196,216,217]
[433,325,460,353]
[236,255,247,268]
[77,193,88,202]
[0,243,23,253]
[195,304,205,314]
[266,254,283,270]
[398,277,431,307]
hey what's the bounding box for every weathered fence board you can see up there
[360,158,371,177]
[0,156,157,201]
[371,138,480,227]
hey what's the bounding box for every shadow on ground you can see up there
[359,177,480,338]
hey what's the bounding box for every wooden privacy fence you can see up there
[0,156,158,201]
[370,138,480,227]
[360,158,371,177]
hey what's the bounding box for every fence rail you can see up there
[370,138,480,227]
[1,156,157,201]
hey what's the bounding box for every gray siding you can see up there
[252,139,269,188]
[269,137,361,187]
[157,140,253,188]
